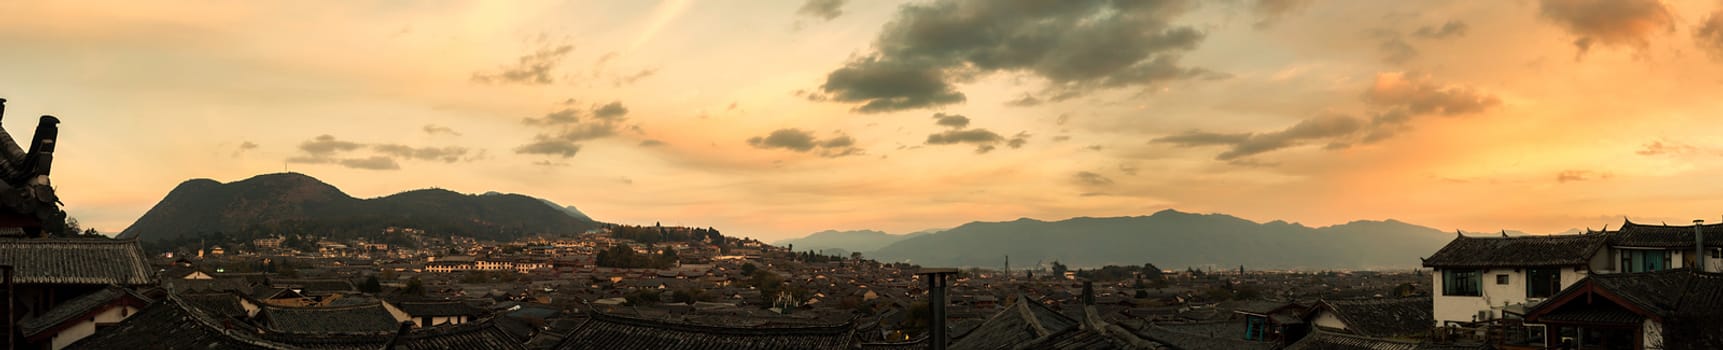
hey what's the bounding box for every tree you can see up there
[741,263,758,276]
[360,276,382,293]
[851,252,863,260]
[404,277,426,296]
[1051,261,1068,279]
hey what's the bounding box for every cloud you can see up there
[1373,31,1418,64]
[1697,9,1723,60]
[338,156,401,170]
[472,44,575,85]
[933,113,970,129]
[1556,170,1610,183]
[515,101,636,159]
[422,124,461,136]
[746,128,863,158]
[811,0,1217,113]
[639,139,666,147]
[1073,171,1115,186]
[1636,140,1723,157]
[926,129,1028,153]
[372,144,472,162]
[287,135,477,170]
[230,141,259,158]
[1364,72,1501,117]
[1251,0,1314,30]
[515,137,583,158]
[1160,73,1498,162]
[1413,20,1469,39]
[797,0,845,21]
[1537,0,1673,57]
[613,68,658,87]
[1004,94,1042,107]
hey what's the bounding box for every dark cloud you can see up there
[639,139,666,147]
[472,44,575,85]
[1697,10,1723,60]
[515,137,583,158]
[1251,0,1314,30]
[372,144,472,162]
[933,113,970,129]
[287,135,477,170]
[1537,0,1673,57]
[1160,73,1498,162]
[1364,73,1501,117]
[798,0,846,21]
[1004,94,1042,107]
[1413,20,1469,39]
[813,0,1216,113]
[1374,31,1418,64]
[1073,171,1115,186]
[299,134,366,156]
[926,129,1024,153]
[338,156,401,170]
[746,128,863,158]
[515,101,635,159]
[1556,170,1610,183]
[422,124,462,136]
[1118,163,1140,176]
[231,141,259,157]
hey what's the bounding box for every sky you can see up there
[6,0,1723,240]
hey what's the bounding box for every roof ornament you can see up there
[0,97,64,237]
[1500,230,1509,238]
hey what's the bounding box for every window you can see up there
[1496,274,1510,285]
[1526,268,1560,298]
[1621,250,1671,273]
[1443,269,1481,296]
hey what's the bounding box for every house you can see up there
[395,300,485,327]
[1232,301,1310,344]
[1523,269,1723,349]
[68,295,528,350]
[1605,221,1723,273]
[1305,297,1434,340]
[551,311,857,350]
[0,238,156,350]
[16,286,154,350]
[1420,233,1607,325]
[256,302,408,334]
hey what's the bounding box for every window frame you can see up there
[1443,269,1482,297]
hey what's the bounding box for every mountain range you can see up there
[796,210,1463,270]
[118,173,601,242]
[774,229,935,256]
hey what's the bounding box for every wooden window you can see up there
[1443,269,1481,296]
[1526,268,1560,298]
[1495,274,1509,285]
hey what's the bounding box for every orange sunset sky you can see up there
[5,0,1723,240]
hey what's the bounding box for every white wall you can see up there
[1310,309,1346,332]
[49,305,137,350]
[1433,267,1588,325]
[1644,319,1663,350]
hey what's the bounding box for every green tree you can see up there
[360,276,382,293]
[740,263,758,276]
[1051,261,1068,279]
[404,277,426,296]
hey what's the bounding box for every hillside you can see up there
[866,209,1456,270]
[118,173,601,242]
[775,229,931,253]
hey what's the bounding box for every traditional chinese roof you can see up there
[19,285,153,338]
[1130,322,1277,350]
[257,319,528,350]
[259,302,403,334]
[395,300,484,317]
[269,278,358,294]
[179,291,255,320]
[1527,269,1723,323]
[0,99,63,235]
[1282,330,1488,350]
[949,295,1080,350]
[1310,297,1433,338]
[66,296,285,350]
[552,311,856,350]
[1420,234,1606,268]
[0,238,154,285]
[1606,220,1723,248]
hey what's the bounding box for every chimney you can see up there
[1082,281,1095,306]
[1696,220,1707,272]
[917,268,957,350]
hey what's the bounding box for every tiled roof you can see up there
[949,295,1080,350]
[1129,322,1276,350]
[260,303,403,334]
[1534,306,1641,326]
[1421,234,1606,268]
[395,300,484,317]
[65,296,286,350]
[1314,297,1433,338]
[1531,269,1723,319]
[0,238,154,285]
[179,292,252,320]
[19,286,152,337]
[1607,220,1723,248]
[270,278,358,293]
[259,319,528,350]
[1283,330,1488,350]
[552,311,856,350]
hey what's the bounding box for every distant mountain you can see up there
[866,209,1456,270]
[118,173,601,242]
[777,229,933,253]
[486,191,594,221]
